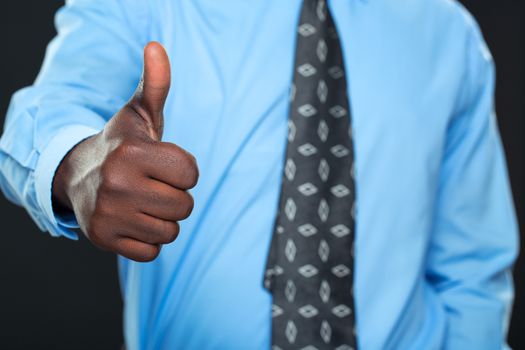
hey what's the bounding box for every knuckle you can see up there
[135,246,160,262]
[177,194,194,220]
[163,222,180,243]
[123,142,145,158]
[99,165,131,195]
[98,162,121,191]
[181,153,199,188]
[99,172,125,193]
[100,143,145,193]
[99,160,114,182]
[111,142,144,162]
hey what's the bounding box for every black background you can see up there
[0,1,523,349]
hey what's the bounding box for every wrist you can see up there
[52,157,74,213]
[51,134,96,213]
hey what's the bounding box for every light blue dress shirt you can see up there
[0,0,519,349]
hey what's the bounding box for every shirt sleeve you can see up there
[0,0,149,239]
[425,13,519,350]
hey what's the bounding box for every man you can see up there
[0,0,518,349]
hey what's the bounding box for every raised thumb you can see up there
[132,42,171,139]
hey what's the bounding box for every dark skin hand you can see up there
[52,42,199,262]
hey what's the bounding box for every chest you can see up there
[151,0,460,180]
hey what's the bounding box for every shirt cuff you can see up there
[34,125,101,239]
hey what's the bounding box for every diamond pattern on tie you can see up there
[318,239,330,262]
[286,320,298,343]
[298,305,319,318]
[298,223,318,237]
[288,120,297,142]
[263,0,357,349]
[298,23,317,37]
[329,105,347,118]
[285,239,297,262]
[298,264,319,277]
[285,159,297,181]
[318,199,330,222]
[298,143,318,156]
[298,63,317,77]
[330,144,350,157]
[285,279,297,302]
[332,304,352,318]
[285,198,297,221]
[273,304,284,318]
[316,1,327,22]
[330,224,350,238]
[318,158,330,182]
[298,182,319,196]
[320,321,332,343]
[298,104,318,117]
[319,280,331,303]
[328,66,344,79]
[331,184,350,197]
[317,39,327,62]
[331,264,350,278]
[317,80,328,103]
[317,120,329,142]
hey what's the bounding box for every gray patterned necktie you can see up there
[263,0,357,349]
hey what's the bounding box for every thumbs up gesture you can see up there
[52,43,198,262]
